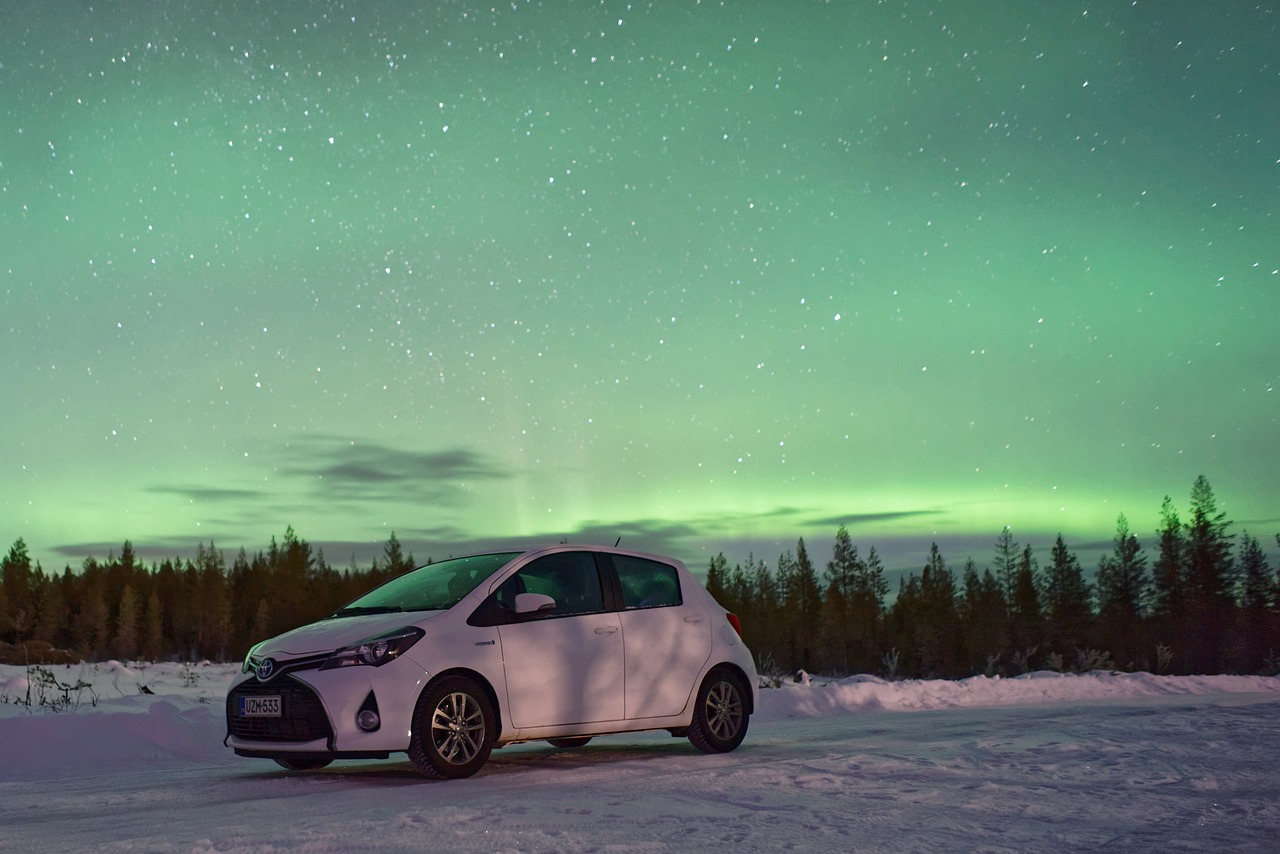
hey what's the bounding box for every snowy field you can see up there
[2,662,1279,852]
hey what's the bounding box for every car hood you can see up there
[258,611,441,658]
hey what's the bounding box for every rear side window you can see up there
[616,556,683,609]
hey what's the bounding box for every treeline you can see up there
[3,476,1277,676]
[707,476,1280,678]
[0,527,418,663]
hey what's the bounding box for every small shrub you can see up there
[1073,648,1117,673]
[5,664,100,712]
[881,647,901,680]
[1011,645,1040,675]
[755,653,785,689]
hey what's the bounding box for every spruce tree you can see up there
[1229,533,1274,672]
[113,585,139,660]
[1043,535,1092,659]
[1151,496,1185,619]
[993,527,1019,604]
[916,544,960,677]
[1,539,35,644]
[960,559,1007,674]
[1096,514,1148,668]
[822,527,861,674]
[1008,545,1043,668]
[1183,476,1235,672]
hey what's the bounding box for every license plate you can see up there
[240,695,281,717]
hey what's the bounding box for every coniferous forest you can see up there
[2,476,1277,678]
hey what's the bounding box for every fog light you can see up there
[356,709,381,731]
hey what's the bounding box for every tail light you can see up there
[725,611,743,638]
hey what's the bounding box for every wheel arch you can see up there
[703,662,755,715]
[420,667,504,742]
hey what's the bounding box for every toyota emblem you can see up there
[255,658,276,681]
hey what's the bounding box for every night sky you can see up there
[4,1,1277,579]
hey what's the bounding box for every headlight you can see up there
[320,626,425,671]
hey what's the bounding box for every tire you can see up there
[408,675,496,779]
[272,756,332,771]
[547,736,592,749]
[687,668,749,754]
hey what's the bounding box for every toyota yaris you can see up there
[225,545,758,779]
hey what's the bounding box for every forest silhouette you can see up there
[2,476,1277,678]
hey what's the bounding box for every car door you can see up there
[613,555,712,719]
[494,552,625,728]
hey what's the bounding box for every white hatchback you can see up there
[225,545,758,779]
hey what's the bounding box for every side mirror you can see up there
[514,592,557,614]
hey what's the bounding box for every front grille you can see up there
[227,676,334,742]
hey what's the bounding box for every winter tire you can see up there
[688,668,749,754]
[547,737,593,749]
[408,675,496,779]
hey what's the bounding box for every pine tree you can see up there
[1,539,36,644]
[1185,476,1236,608]
[1151,496,1184,618]
[1229,533,1275,673]
[960,559,1007,674]
[1183,476,1235,672]
[705,553,729,604]
[822,527,861,674]
[916,544,960,677]
[76,559,110,659]
[382,532,415,575]
[142,591,164,661]
[993,527,1019,604]
[32,572,69,648]
[1096,514,1148,668]
[1043,534,1092,659]
[788,539,823,672]
[113,585,139,661]
[1008,545,1042,667]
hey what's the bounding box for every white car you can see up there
[225,545,758,779]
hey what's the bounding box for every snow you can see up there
[2,662,1278,852]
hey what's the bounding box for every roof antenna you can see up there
[614,537,622,547]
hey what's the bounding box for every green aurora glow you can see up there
[3,1,1277,577]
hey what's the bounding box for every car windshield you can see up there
[333,552,522,616]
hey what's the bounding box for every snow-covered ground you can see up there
[2,662,1278,852]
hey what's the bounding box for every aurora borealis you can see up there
[3,1,1277,577]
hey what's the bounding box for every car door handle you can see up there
[594,625,619,635]
[683,616,704,624]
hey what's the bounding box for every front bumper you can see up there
[225,659,430,755]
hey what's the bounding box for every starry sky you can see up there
[4,1,1277,580]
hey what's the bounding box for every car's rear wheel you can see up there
[688,668,749,753]
[547,736,592,749]
[408,675,495,779]
[272,756,332,771]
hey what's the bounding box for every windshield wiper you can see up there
[332,605,403,617]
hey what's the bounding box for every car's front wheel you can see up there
[408,675,496,779]
[688,668,749,753]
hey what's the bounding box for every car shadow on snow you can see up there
[237,738,721,785]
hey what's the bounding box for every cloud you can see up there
[808,510,945,529]
[278,436,511,505]
[147,485,267,502]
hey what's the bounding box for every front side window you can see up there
[486,551,606,620]
[615,556,682,609]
